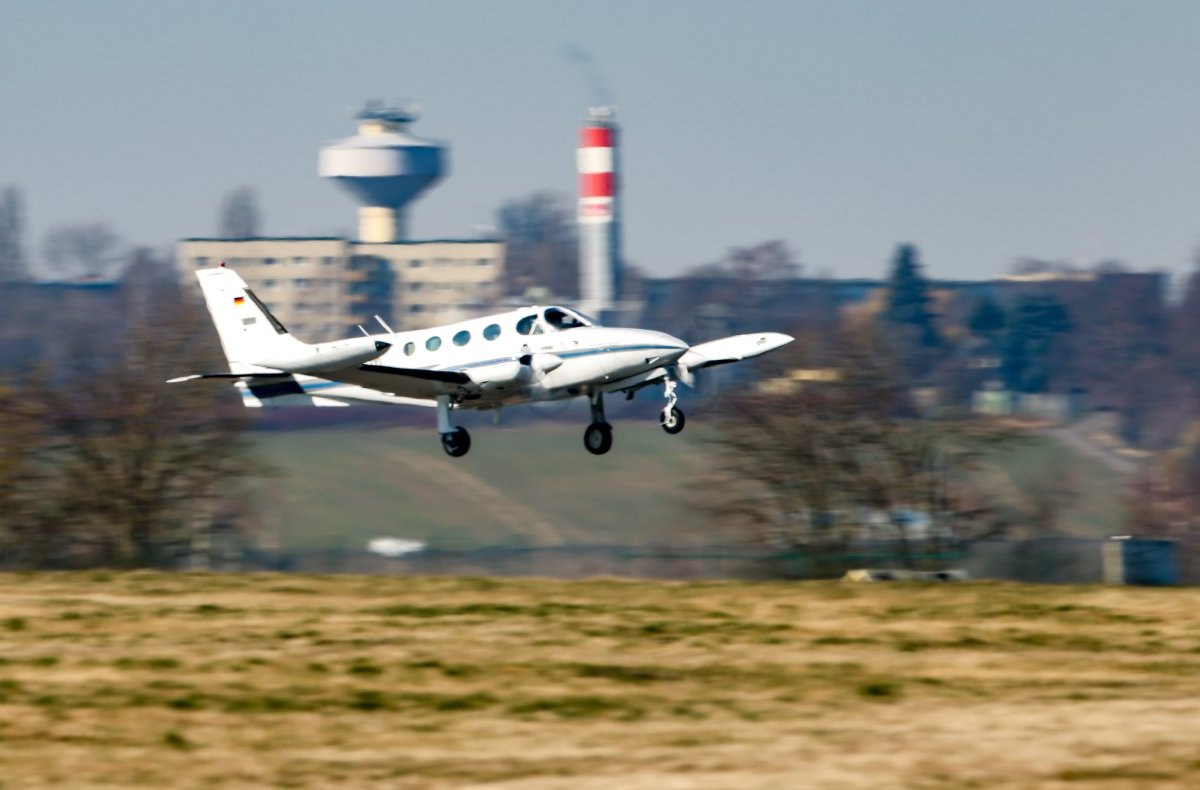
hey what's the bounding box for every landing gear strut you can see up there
[660,377,686,435]
[436,394,471,458]
[584,391,613,455]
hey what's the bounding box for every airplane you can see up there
[171,264,793,458]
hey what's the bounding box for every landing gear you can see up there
[584,391,613,455]
[584,422,613,455]
[436,394,471,458]
[660,377,686,435]
[441,427,471,457]
[660,405,685,435]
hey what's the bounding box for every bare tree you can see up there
[653,240,807,342]
[699,325,1019,570]
[497,191,578,299]
[0,186,27,283]
[0,270,261,569]
[0,372,61,566]
[218,186,261,239]
[43,223,121,280]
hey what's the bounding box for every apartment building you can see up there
[176,237,504,340]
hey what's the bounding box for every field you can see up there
[250,415,1127,554]
[2,573,1199,788]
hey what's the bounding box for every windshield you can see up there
[542,307,595,332]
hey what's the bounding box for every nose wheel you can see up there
[441,427,471,457]
[660,376,686,435]
[660,406,685,435]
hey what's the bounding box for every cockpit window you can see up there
[542,307,592,331]
[516,314,537,335]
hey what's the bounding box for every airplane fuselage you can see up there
[281,306,690,409]
[184,264,792,456]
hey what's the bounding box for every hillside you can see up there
[249,412,1130,556]
[250,413,708,553]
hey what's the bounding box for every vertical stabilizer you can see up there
[195,266,308,373]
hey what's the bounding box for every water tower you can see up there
[319,102,447,243]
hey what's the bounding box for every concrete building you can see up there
[177,237,503,338]
[176,103,504,339]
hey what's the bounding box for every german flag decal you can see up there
[233,296,245,306]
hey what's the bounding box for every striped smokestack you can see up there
[577,107,621,317]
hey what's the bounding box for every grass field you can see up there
[250,416,708,552]
[1,572,1198,788]
[250,416,1129,554]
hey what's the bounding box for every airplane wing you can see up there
[169,363,474,403]
[603,331,793,394]
[676,332,794,372]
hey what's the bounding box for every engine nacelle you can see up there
[254,338,391,375]
[531,353,563,375]
[465,359,530,391]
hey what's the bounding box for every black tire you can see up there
[660,406,685,435]
[440,427,471,458]
[583,422,613,455]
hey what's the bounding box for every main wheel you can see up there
[440,427,471,458]
[660,406,686,435]
[583,422,613,455]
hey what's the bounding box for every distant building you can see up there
[176,237,504,339]
[176,103,504,339]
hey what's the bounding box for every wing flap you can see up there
[356,363,471,384]
[327,363,473,400]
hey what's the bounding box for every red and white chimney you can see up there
[577,107,622,317]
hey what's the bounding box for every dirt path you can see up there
[385,444,563,545]
[1044,412,1142,477]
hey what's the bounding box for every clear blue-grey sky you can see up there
[2,0,1199,280]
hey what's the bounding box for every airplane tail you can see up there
[195,265,309,374]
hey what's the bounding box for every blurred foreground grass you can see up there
[1,572,1199,788]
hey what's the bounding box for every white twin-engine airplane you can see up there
[171,264,793,457]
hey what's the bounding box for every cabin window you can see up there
[403,342,415,356]
[453,330,470,347]
[544,307,587,331]
[425,336,442,352]
[483,323,501,341]
[516,315,537,335]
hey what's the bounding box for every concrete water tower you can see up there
[319,102,447,243]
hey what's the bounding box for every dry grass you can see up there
[1,573,1199,788]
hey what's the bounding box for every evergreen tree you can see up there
[883,244,939,348]
[1001,293,1071,392]
[0,186,26,283]
[967,295,1006,339]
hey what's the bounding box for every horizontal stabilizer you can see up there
[167,372,289,384]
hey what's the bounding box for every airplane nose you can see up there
[646,331,689,359]
[374,340,392,352]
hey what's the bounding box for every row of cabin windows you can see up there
[401,316,533,356]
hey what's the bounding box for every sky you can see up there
[2,0,1200,280]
